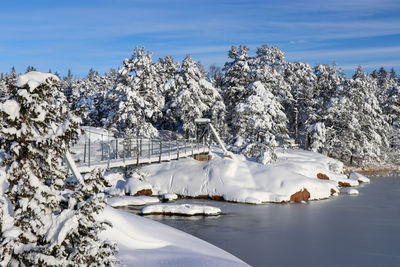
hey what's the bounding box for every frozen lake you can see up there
[123,176,400,267]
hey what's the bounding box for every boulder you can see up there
[290,189,310,202]
[330,188,337,195]
[317,173,330,180]
[338,182,351,187]
[134,189,153,196]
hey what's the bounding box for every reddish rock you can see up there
[193,195,224,201]
[134,189,153,196]
[193,195,209,199]
[338,182,351,187]
[317,173,330,180]
[290,189,310,202]
[210,195,224,201]
[330,188,337,195]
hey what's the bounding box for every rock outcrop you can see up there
[317,173,330,180]
[134,189,153,196]
[290,189,310,202]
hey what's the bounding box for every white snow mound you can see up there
[141,204,221,216]
[101,206,248,266]
[107,196,159,207]
[141,149,340,203]
[16,71,60,91]
[349,172,370,183]
[162,193,178,201]
[345,188,359,195]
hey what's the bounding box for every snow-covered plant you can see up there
[233,81,288,145]
[170,55,225,137]
[222,45,254,132]
[105,47,163,137]
[307,122,326,153]
[62,169,118,265]
[230,81,288,163]
[284,62,317,143]
[0,72,117,265]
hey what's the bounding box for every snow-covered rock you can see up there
[349,172,370,183]
[345,188,359,195]
[124,178,153,196]
[107,196,159,207]
[141,204,221,216]
[162,193,178,201]
[16,71,60,91]
[141,149,340,204]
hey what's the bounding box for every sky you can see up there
[1,0,400,77]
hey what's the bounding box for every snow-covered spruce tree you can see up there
[324,67,390,165]
[222,45,254,137]
[74,69,116,127]
[63,169,118,265]
[284,62,317,144]
[232,81,288,163]
[170,55,225,137]
[105,47,163,137]
[0,72,117,265]
[157,56,180,131]
[312,64,346,125]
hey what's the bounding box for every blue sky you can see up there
[1,0,399,77]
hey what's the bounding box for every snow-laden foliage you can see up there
[284,62,317,143]
[104,47,164,137]
[169,55,225,136]
[73,69,117,126]
[0,72,117,266]
[323,67,390,164]
[231,81,288,163]
[2,45,399,167]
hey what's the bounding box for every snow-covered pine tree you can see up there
[157,56,180,131]
[222,45,254,139]
[105,47,164,137]
[62,169,118,265]
[232,81,288,163]
[62,69,74,104]
[324,66,390,164]
[0,71,117,265]
[74,69,114,127]
[171,55,225,137]
[255,45,287,73]
[311,63,346,125]
[284,62,317,144]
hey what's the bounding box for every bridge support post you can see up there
[159,141,162,163]
[136,137,139,166]
[177,139,179,159]
[116,139,119,159]
[149,138,151,162]
[101,134,104,161]
[107,131,111,169]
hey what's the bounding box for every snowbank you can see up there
[16,71,60,91]
[345,188,359,195]
[162,193,178,201]
[141,204,221,216]
[107,196,159,207]
[101,206,248,266]
[140,149,349,203]
[349,172,370,183]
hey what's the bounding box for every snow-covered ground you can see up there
[101,206,248,267]
[135,148,366,204]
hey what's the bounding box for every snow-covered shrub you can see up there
[0,72,117,266]
[307,122,326,153]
